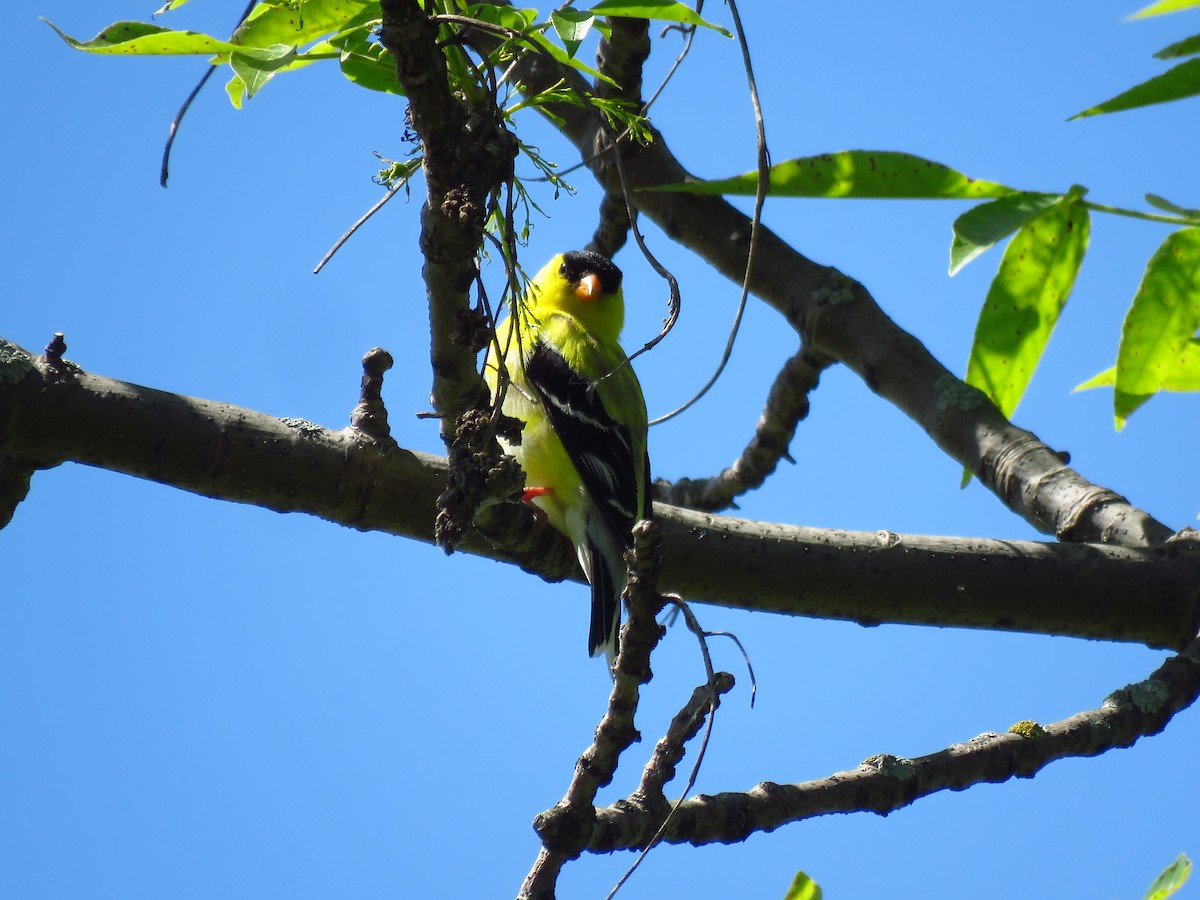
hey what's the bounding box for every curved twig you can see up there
[160,0,257,187]
[656,345,829,512]
[650,0,767,426]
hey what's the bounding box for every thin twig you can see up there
[607,596,724,897]
[649,0,768,425]
[705,630,757,708]
[313,175,412,274]
[160,0,256,188]
[518,520,665,899]
[655,345,829,512]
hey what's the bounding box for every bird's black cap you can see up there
[560,250,622,296]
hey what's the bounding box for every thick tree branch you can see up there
[583,16,651,259]
[3,338,1197,650]
[376,0,484,427]
[378,1,523,555]
[0,454,34,529]
[584,631,1200,850]
[379,1,496,426]
[499,44,1172,550]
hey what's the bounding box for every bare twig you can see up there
[519,520,666,899]
[609,663,735,898]
[313,175,412,275]
[606,597,728,896]
[656,345,829,511]
[586,630,1200,850]
[650,0,768,426]
[160,0,256,187]
[635,673,736,806]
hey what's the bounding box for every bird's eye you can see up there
[559,263,567,276]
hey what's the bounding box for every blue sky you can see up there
[4,2,1199,898]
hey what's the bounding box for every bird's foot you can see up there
[522,486,554,504]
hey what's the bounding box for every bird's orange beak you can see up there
[574,273,602,302]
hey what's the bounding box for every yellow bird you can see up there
[485,251,651,665]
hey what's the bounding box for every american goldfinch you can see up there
[484,250,651,664]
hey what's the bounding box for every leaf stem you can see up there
[1081,200,1198,227]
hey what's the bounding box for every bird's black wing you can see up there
[524,341,641,546]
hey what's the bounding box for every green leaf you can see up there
[1130,0,1200,18]
[551,8,595,57]
[1155,32,1200,59]
[588,0,732,36]
[465,3,615,85]
[1072,367,1153,430]
[339,42,403,94]
[965,196,1091,420]
[1143,854,1192,900]
[227,44,298,105]
[950,192,1065,275]
[1115,228,1200,399]
[647,151,1012,199]
[153,0,194,13]
[324,15,402,95]
[232,0,378,50]
[782,870,823,900]
[1093,227,1200,431]
[43,18,239,55]
[1070,57,1200,119]
[1146,193,1200,219]
[1076,366,1117,391]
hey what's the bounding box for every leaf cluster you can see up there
[653,137,1200,431]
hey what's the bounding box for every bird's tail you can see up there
[586,541,625,668]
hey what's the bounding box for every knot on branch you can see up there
[350,347,396,445]
[616,519,667,681]
[434,404,523,554]
[533,799,597,858]
[453,304,491,353]
[439,186,481,228]
[462,106,519,179]
[44,333,68,372]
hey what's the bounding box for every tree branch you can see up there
[378,1,524,555]
[379,0,499,427]
[583,16,651,259]
[3,337,1196,650]
[498,42,1173,550]
[656,344,829,511]
[379,1,487,427]
[584,631,1200,850]
[520,520,667,899]
[635,672,736,809]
